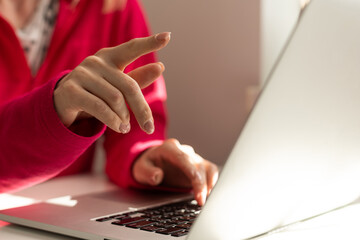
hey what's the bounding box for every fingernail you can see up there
[157,62,165,71]
[152,173,161,185]
[196,192,206,206]
[155,32,171,42]
[202,188,207,204]
[144,120,154,134]
[119,123,130,134]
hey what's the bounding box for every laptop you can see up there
[2,0,360,239]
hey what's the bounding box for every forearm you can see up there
[0,72,105,193]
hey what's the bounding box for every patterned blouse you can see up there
[16,0,58,76]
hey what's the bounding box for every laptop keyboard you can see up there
[95,199,201,237]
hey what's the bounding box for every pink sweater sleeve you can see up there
[0,72,105,193]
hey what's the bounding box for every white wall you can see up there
[141,0,260,166]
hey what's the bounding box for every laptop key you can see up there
[176,223,192,229]
[168,219,187,225]
[95,217,112,222]
[148,215,162,220]
[111,217,148,226]
[156,227,183,235]
[140,225,165,232]
[179,215,196,221]
[126,220,156,229]
[109,214,125,218]
[114,215,130,220]
[171,230,188,237]
[153,222,175,228]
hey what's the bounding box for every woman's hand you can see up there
[54,32,171,134]
[132,139,219,206]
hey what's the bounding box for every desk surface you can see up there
[0,174,117,240]
[1,174,360,240]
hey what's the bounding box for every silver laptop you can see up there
[2,0,360,239]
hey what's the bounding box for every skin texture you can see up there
[0,0,39,29]
[133,139,219,205]
[54,33,171,134]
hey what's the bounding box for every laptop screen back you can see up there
[189,0,360,239]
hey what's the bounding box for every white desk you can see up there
[258,201,360,240]
[1,174,360,240]
[0,174,117,239]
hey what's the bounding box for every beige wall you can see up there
[141,0,260,165]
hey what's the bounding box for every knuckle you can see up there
[93,100,107,114]
[109,91,124,105]
[109,113,121,127]
[183,145,195,154]
[72,65,89,78]
[62,80,79,94]
[95,47,111,58]
[173,146,189,161]
[57,82,82,111]
[82,55,104,67]
[124,79,141,96]
[176,151,188,162]
[166,138,181,147]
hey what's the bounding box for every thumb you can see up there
[133,158,164,186]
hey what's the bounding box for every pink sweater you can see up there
[0,0,167,193]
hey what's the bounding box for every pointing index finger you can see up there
[100,32,171,70]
